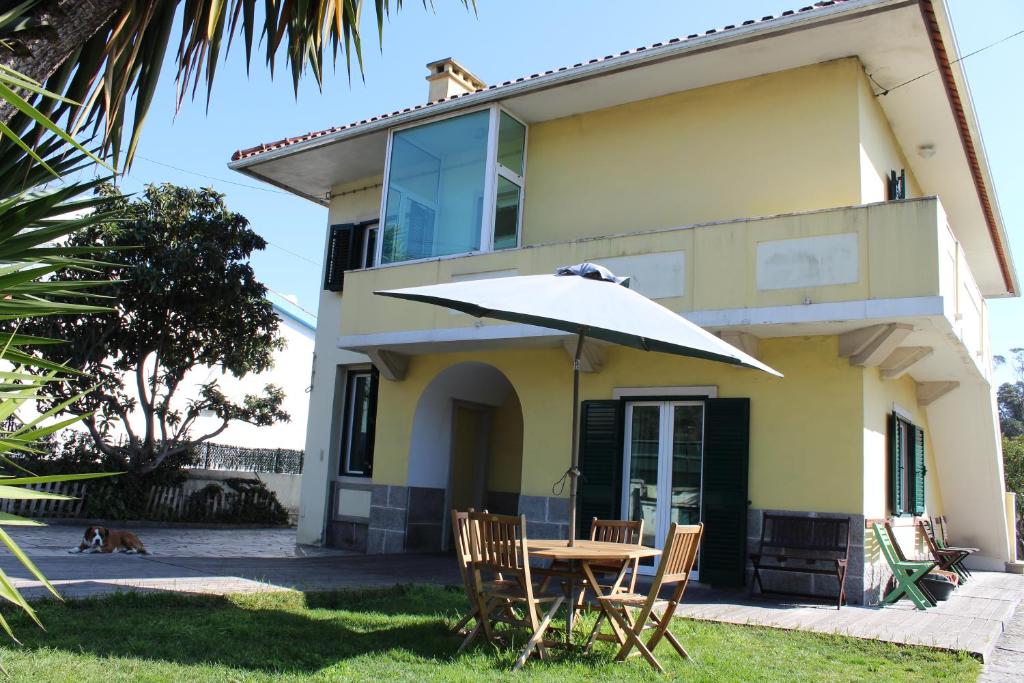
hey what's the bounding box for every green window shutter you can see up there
[576,400,624,538]
[699,398,750,588]
[889,413,905,517]
[912,425,926,516]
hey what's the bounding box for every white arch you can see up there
[407,361,515,489]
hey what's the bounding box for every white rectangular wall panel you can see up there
[756,233,858,291]
[336,488,372,518]
[592,251,685,299]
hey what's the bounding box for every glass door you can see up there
[621,401,704,571]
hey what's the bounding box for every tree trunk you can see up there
[0,0,123,124]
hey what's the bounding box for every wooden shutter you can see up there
[889,413,905,516]
[699,398,750,588]
[324,223,356,291]
[912,425,926,516]
[576,400,624,538]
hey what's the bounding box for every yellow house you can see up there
[228,0,1019,604]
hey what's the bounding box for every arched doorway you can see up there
[407,362,523,549]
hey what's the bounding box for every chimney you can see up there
[425,58,486,103]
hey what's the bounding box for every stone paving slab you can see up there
[980,598,1024,682]
[675,571,1024,662]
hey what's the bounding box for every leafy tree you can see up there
[995,349,1024,437]
[1003,436,1024,557]
[17,183,288,475]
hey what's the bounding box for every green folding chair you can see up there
[871,522,936,610]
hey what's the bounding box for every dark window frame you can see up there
[339,368,379,477]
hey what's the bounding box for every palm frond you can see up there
[5,0,474,168]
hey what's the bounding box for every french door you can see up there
[620,401,704,569]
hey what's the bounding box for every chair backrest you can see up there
[634,523,703,619]
[882,521,911,562]
[872,522,903,568]
[659,523,704,583]
[452,509,474,570]
[936,516,952,547]
[468,511,532,585]
[759,514,850,558]
[918,519,942,556]
[590,518,643,545]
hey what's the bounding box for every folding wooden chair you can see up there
[468,511,565,670]
[590,518,645,593]
[919,518,970,582]
[586,523,703,674]
[872,522,936,610]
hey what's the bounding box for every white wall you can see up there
[185,468,302,513]
[184,311,314,450]
[406,362,514,489]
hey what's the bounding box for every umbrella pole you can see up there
[568,329,585,546]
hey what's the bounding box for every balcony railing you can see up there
[340,197,986,375]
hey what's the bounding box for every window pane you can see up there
[497,112,526,175]
[344,373,373,475]
[626,405,660,548]
[493,176,520,250]
[381,111,489,263]
[671,404,703,527]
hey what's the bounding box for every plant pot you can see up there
[921,575,956,601]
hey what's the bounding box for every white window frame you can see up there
[374,104,527,267]
[621,399,705,577]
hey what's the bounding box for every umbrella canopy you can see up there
[376,265,782,377]
[375,263,782,544]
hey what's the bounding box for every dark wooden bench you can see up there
[749,513,851,609]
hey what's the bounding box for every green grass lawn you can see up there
[0,585,978,682]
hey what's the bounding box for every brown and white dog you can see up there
[69,526,149,554]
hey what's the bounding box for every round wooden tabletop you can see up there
[526,539,661,561]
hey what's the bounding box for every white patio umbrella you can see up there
[376,263,782,544]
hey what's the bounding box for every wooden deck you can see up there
[673,571,1024,662]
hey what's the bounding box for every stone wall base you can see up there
[518,495,569,539]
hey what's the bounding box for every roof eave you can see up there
[924,0,1018,296]
[227,0,902,171]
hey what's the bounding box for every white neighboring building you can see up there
[75,293,317,453]
[185,293,316,451]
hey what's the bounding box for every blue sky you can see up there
[118,0,1024,381]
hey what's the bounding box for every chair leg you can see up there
[512,597,564,671]
[649,608,688,659]
[452,610,473,634]
[608,608,664,674]
[457,621,483,654]
[584,610,611,652]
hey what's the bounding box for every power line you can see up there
[112,169,323,269]
[264,240,322,268]
[133,154,294,196]
[266,286,318,320]
[874,27,1024,96]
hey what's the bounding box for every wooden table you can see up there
[527,539,661,645]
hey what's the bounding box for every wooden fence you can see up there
[2,481,283,523]
[0,481,89,519]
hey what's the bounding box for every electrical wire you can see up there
[133,154,294,195]
[874,27,1024,96]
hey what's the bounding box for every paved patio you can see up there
[3,524,1022,667]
